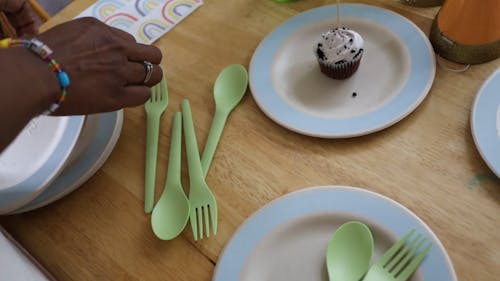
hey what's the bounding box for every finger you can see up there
[122,85,152,107]
[0,0,25,13]
[5,1,36,35]
[0,11,8,37]
[16,21,36,35]
[0,15,5,38]
[7,13,36,35]
[125,43,162,64]
[123,61,163,87]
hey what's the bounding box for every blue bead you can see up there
[57,71,70,88]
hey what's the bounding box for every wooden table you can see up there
[1,0,499,280]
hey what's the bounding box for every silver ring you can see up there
[143,61,153,84]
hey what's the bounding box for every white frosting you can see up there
[315,28,364,64]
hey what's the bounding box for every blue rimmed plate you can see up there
[249,4,435,137]
[213,186,457,281]
[11,111,123,214]
[0,116,84,214]
[471,69,500,177]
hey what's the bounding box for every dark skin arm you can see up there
[0,46,55,151]
[0,1,163,152]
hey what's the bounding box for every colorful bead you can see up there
[0,38,11,48]
[28,39,53,59]
[50,63,60,72]
[57,72,70,88]
[2,38,69,115]
[48,103,59,113]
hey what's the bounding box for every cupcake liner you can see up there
[318,53,363,79]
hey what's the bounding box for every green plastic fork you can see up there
[182,100,218,241]
[363,229,432,281]
[144,75,168,213]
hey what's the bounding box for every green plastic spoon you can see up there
[326,221,374,281]
[151,112,190,240]
[200,64,248,177]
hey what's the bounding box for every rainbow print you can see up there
[135,0,164,16]
[92,0,126,20]
[104,13,139,30]
[162,0,201,22]
[138,19,172,43]
[77,0,203,45]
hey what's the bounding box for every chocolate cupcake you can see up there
[315,27,364,79]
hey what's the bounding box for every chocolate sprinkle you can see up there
[353,48,364,60]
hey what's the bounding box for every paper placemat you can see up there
[77,0,203,44]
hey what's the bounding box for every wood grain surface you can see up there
[1,1,499,280]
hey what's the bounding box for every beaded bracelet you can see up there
[0,38,70,115]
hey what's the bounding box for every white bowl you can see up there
[0,115,85,214]
[63,114,100,168]
[10,111,123,214]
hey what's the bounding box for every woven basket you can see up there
[401,0,444,7]
[430,18,500,64]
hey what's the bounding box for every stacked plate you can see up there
[0,110,123,215]
[471,69,500,177]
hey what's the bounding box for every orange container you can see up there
[437,0,500,45]
[430,0,500,64]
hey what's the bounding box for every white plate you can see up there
[11,111,123,214]
[471,68,500,177]
[0,116,84,213]
[249,4,435,137]
[213,186,457,281]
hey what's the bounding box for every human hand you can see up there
[35,17,163,115]
[0,0,37,37]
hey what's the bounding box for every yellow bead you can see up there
[0,38,11,48]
